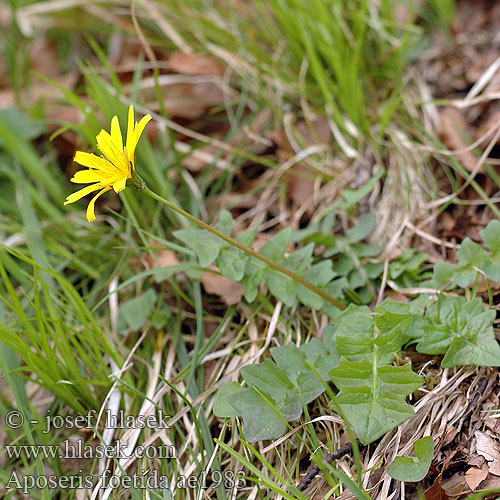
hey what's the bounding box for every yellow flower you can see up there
[65,105,152,222]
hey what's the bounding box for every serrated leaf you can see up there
[213,382,245,418]
[329,360,422,444]
[387,436,433,482]
[333,303,406,364]
[174,228,223,266]
[416,296,500,367]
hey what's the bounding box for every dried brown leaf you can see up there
[283,164,316,206]
[161,82,224,120]
[167,52,225,76]
[424,473,448,500]
[438,107,478,172]
[145,250,180,269]
[201,266,243,305]
[476,430,500,476]
[465,464,489,491]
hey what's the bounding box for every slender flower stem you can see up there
[142,186,345,311]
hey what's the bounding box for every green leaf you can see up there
[453,238,483,287]
[479,220,500,255]
[481,220,500,280]
[260,228,293,261]
[333,303,406,365]
[345,214,376,243]
[241,258,267,302]
[337,169,384,210]
[433,262,457,284]
[215,209,234,235]
[216,338,340,442]
[353,244,383,258]
[120,289,157,331]
[482,257,500,282]
[217,247,248,281]
[387,436,433,482]
[213,382,245,418]
[456,238,483,266]
[241,228,292,302]
[329,360,422,444]
[266,244,314,306]
[228,387,287,442]
[271,343,336,384]
[266,271,297,306]
[297,260,337,309]
[416,296,500,368]
[174,228,224,266]
[241,359,294,404]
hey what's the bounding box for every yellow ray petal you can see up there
[112,177,127,193]
[64,183,102,205]
[86,186,112,222]
[126,105,134,154]
[135,114,152,143]
[110,115,123,151]
[126,112,152,164]
[73,151,115,173]
[96,130,129,174]
[70,169,111,184]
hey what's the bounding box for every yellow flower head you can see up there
[65,105,152,222]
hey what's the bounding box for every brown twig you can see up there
[297,439,363,492]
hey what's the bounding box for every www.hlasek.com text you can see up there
[5,440,177,460]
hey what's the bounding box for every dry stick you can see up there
[142,185,346,311]
[297,439,363,492]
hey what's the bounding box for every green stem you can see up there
[142,186,345,311]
